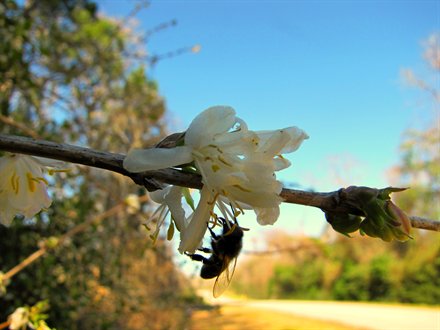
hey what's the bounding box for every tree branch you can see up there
[0,134,439,232]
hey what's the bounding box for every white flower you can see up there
[123,106,308,253]
[0,154,62,226]
[146,185,188,241]
[178,185,215,253]
[8,307,30,330]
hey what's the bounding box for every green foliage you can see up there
[269,262,323,299]
[233,232,440,305]
[333,263,369,301]
[368,255,393,301]
[397,245,440,304]
[0,0,192,329]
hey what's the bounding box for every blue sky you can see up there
[99,1,438,242]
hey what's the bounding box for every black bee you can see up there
[186,216,244,297]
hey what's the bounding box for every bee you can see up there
[186,216,245,297]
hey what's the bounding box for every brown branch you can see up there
[0,115,41,139]
[2,195,149,282]
[0,134,439,232]
[280,188,440,232]
[0,321,10,330]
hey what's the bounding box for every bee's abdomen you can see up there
[200,263,222,279]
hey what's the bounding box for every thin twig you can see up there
[0,321,10,330]
[2,195,149,282]
[0,134,439,232]
[0,115,41,139]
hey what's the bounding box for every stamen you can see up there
[48,168,71,175]
[27,172,36,192]
[224,224,237,236]
[191,150,205,158]
[10,172,19,194]
[207,145,224,154]
[167,221,175,241]
[218,156,232,167]
[229,199,245,216]
[207,192,220,205]
[233,209,241,217]
[211,164,220,172]
[232,184,252,192]
[209,212,220,228]
[35,177,49,185]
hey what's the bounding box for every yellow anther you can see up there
[26,172,36,192]
[35,176,49,185]
[224,224,237,236]
[207,192,220,205]
[218,156,232,167]
[47,168,71,175]
[211,164,220,172]
[232,184,251,192]
[229,199,245,215]
[10,172,19,194]
[209,213,220,228]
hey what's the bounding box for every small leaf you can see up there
[182,187,195,211]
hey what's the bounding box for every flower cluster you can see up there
[325,186,412,242]
[123,106,309,253]
[0,154,62,226]
[8,301,53,330]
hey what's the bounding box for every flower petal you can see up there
[0,154,52,225]
[31,156,66,168]
[178,186,214,254]
[165,186,187,232]
[149,188,167,204]
[123,146,193,172]
[255,127,309,154]
[254,206,280,225]
[185,106,236,148]
[279,127,309,153]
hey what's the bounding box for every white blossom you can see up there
[146,185,188,241]
[123,106,308,253]
[8,307,30,330]
[0,154,62,226]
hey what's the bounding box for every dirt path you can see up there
[239,300,440,330]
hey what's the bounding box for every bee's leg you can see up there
[208,226,219,239]
[185,252,212,265]
[198,247,212,253]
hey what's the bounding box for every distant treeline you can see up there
[232,230,440,304]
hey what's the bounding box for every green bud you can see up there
[358,187,411,242]
[44,236,59,249]
[335,186,412,242]
[325,212,362,237]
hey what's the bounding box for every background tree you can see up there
[0,1,195,328]
[391,33,440,220]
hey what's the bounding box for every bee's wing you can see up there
[213,257,238,298]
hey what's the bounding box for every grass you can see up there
[189,305,364,330]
